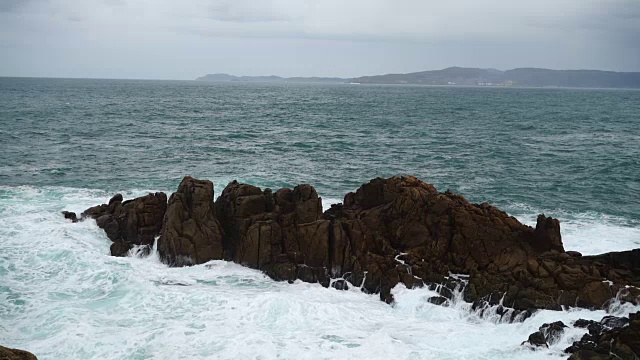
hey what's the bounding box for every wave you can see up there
[1,186,639,359]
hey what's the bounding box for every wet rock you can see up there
[541,321,567,345]
[566,311,640,360]
[158,176,224,266]
[427,296,450,306]
[600,315,629,330]
[77,192,167,248]
[0,345,38,360]
[110,242,133,257]
[61,211,78,222]
[74,175,640,313]
[331,279,349,290]
[523,321,567,348]
[524,331,548,348]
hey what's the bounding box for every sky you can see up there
[1,0,639,79]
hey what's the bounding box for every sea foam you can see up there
[1,186,639,360]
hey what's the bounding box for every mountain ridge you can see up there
[350,67,640,88]
[197,67,640,88]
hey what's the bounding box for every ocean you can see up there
[1,78,639,359]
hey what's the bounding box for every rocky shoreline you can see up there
[61,175,640,358]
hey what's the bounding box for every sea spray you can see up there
[2,186,639,359]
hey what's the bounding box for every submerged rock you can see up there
[0,345,38,360]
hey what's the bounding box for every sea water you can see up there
[1,78,639,359]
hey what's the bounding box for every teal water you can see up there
[1,78,639,359]
[1,78,639,221]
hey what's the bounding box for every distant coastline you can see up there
[196,67,640,89]
[195,73,347,84]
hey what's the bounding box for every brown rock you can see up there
[68,191,166,260]
[74,175,640,313]
[77,192,166,247]
[110,242,133,257]
[567,311,640,360]
[214,179,326,273]
[531,214,564,253]
[158,176,224,266]
[0,345,37,360]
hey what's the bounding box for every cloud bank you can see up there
[1,0,638,79]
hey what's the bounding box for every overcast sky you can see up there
[1,0,639,79]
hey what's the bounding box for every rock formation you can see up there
[213,180,329,285]
[158,176,224,266]
[77,192,167,256]
[0,345,38,360]
[68,175,640,311]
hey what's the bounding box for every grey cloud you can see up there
[0,0,39,12]
[0,0,638,79]
[207,2,291,23]
[0,0,24,12]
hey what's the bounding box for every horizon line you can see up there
[2,65,640,82]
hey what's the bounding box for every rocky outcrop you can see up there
[0,346,37,360]
[565,311,640,359]
[319,176,640,308]
[158,176,224,266]
[79,192,167,256]
[213,180,329,285]
[69,175,640,312]
[208,175,640,308]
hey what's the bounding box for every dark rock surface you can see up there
[61,211,78,222]
[566,311,640,360]
[213,180,329,286]
[81,192,167,246]
[0,345,38,360]
[110,242,133,257]
[69,175,640,312]
[158,176,224,266]
[427,296,450,306]
[523,321,567,347]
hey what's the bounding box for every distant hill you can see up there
[196,68,640,88]
[195,73,346,83]
[350,67,640,88]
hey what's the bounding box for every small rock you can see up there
[331,279,349,291]
[427,296,450,306]
[108,193,123,205]
[110,242,133,257]
[61,211,78,222]
[523,331,548,347]
[523,321,567,348]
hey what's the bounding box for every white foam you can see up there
[321,197,343,212]
[515,211,640,255]
[1,186,639,360]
